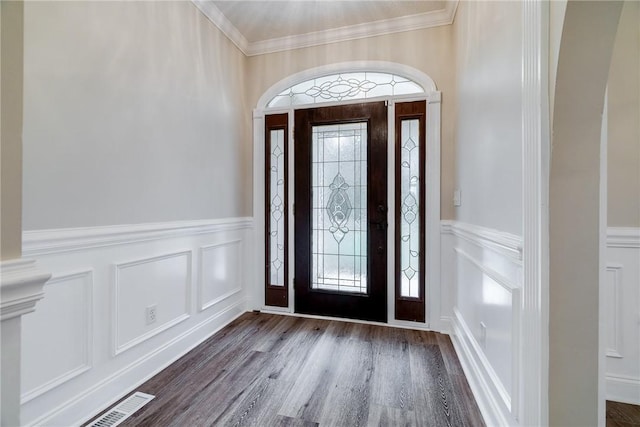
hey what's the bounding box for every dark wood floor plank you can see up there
[251,315,303,353]
[370,326,414,410]
[436,332,465,377]
[607,400,640,424]
[208,377,294,426]
[367,404,417,427]
[273,415,320,427]
[265,318,328,384]
[167,350,275,426]
[317,323,375,427]
[122,314,284,426]
[409,342,465,427]
[277,321,352,422]
[449,374,486,427]
[100,313,487,427]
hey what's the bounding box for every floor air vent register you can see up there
[86,392,155,427]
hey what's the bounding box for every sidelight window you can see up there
[395,101,426,322]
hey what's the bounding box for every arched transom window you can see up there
[267,72,425,108]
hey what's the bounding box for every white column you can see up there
[1,259,50,426]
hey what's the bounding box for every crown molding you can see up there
[191,0,458,57]
[191,0,250,55]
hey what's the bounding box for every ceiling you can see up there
[192,0,458,56]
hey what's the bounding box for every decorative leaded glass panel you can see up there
[268,72,424,108]
[400,119,420,298]
[269,129,285,287]
[311,123,368,294]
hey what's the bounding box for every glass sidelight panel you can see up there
[311,123,368,294]
[399,119,420,298]
[395,101,426,322]
[265,114,288,307]
[269,129,286,286]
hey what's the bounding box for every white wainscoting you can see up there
[442,222,640,422]
[20,218,252,426]
[605,227,640,404]
[441,220,522,427]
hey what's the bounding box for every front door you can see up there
[294,102,387,322]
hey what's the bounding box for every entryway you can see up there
[255,63,442,327]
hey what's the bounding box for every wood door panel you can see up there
[294,102,387,322]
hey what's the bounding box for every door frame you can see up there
[252,62,442,330]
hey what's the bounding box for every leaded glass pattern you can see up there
[400,119,420,298]
[269,129,285,287]
[312,123,368,294]
[268,72,424,108]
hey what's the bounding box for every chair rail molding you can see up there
[22,217,253,257]
[607,227,640,249]
[441,220,523,262]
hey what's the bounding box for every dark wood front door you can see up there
[294,102,387,322]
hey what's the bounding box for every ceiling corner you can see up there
[191,0,249,55]
[447,0,460,24]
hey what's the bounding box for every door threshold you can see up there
[256,308,436,333]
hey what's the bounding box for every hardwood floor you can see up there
[607,401,640,427]
[100,313,485,426]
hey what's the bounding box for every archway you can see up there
[550,2,623,426]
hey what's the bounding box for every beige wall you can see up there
[607,1,640,228]
[22,1,250,229]
[247,26,457,220]
[1,1,24,260]
[453,0,523,235]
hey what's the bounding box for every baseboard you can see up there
[450,309,514,426]
[607,375,640,405]
[27,300,248,427]
[439,315,453,334]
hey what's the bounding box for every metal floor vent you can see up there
[87,392,155,427]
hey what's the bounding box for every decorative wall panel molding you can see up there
[605,264,624,359]
[454,247,519,292]
[451,309,513,427]
[19,218,252,427]
[198,240,243,311]
[442,220,522,426]
[606,374,640,405]
[605,233,640,404]
[113,251,192,355]
[21,270,93,403]
[443,222,640,415]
